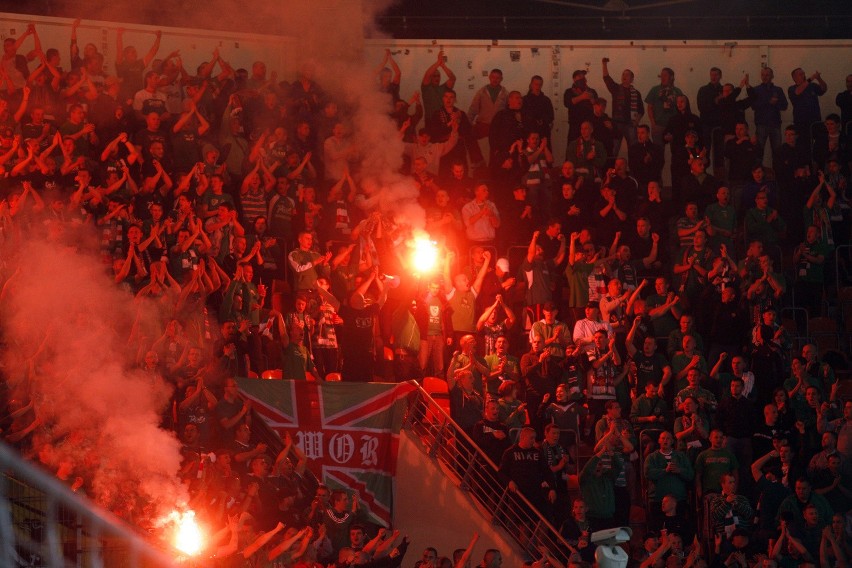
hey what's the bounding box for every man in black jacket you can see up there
[499,427,556,520]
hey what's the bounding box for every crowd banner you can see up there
[236,379,416,525]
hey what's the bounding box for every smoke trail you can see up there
[334,60,426,230]
[283,0,425,230]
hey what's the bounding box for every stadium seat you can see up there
[422,376,451,416]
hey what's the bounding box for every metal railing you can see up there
[0,442,178,568]
[834,244,852,304]
[403,384,577,565]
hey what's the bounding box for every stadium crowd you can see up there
[0,17,850,568]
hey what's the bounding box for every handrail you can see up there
[0,442,179,567]
[834,244,852,302]
[403,382,578,565]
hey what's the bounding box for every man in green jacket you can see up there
[579,447,623,530]
[644,430,694,529]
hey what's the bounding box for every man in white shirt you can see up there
[572,301,614,356]
[461,184,500,245]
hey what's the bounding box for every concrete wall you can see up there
[394,430,527,567]
[0,12,293,81]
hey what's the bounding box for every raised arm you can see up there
[421,50,443,86]
[640,533,671,568]
[709,352,727,379]
[286,151,313,181]
[553,234,567,265]
[625,279,647,316]
[376,49,401,84]
[142,30,162,68]
[608,231,622,258]
[502,297,516,328]
[26,23,42,62]
[14,86,31,124]
[10,146,35,177]
[823,172,838,210]
[197,48,219,80]
[454,532,480,568]
[219,398,250,431]
[471,249,491,295]
[350,267,379,307]
[172,100,200,133]
[267,527,308,563]
[808,70,828,94]
[443,250,455,293]
[807,172,827,209]
[9,24,34,56]
[387,51,401,84]
[527,230,540,263]
[567,231,580,266]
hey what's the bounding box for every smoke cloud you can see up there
[1,233,184,519]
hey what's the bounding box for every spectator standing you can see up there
[788,67,828,147]
[645,67,683,148]
[601,57,644,150]
[563,69,598,146]
[752,67,789,162]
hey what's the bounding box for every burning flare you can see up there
[171,510,203,556]
[411,237,439,274]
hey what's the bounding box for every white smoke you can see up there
[336,62,426,229]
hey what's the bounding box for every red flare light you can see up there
[411,238,439,274]
[170,510,203,557]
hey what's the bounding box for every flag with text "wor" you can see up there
[237,379,416,525]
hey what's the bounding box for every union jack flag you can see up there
[236,379,416,525]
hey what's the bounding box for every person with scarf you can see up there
[565,121,607,180]
[644,67,683,149]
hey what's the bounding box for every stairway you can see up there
[395,386,577,566]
